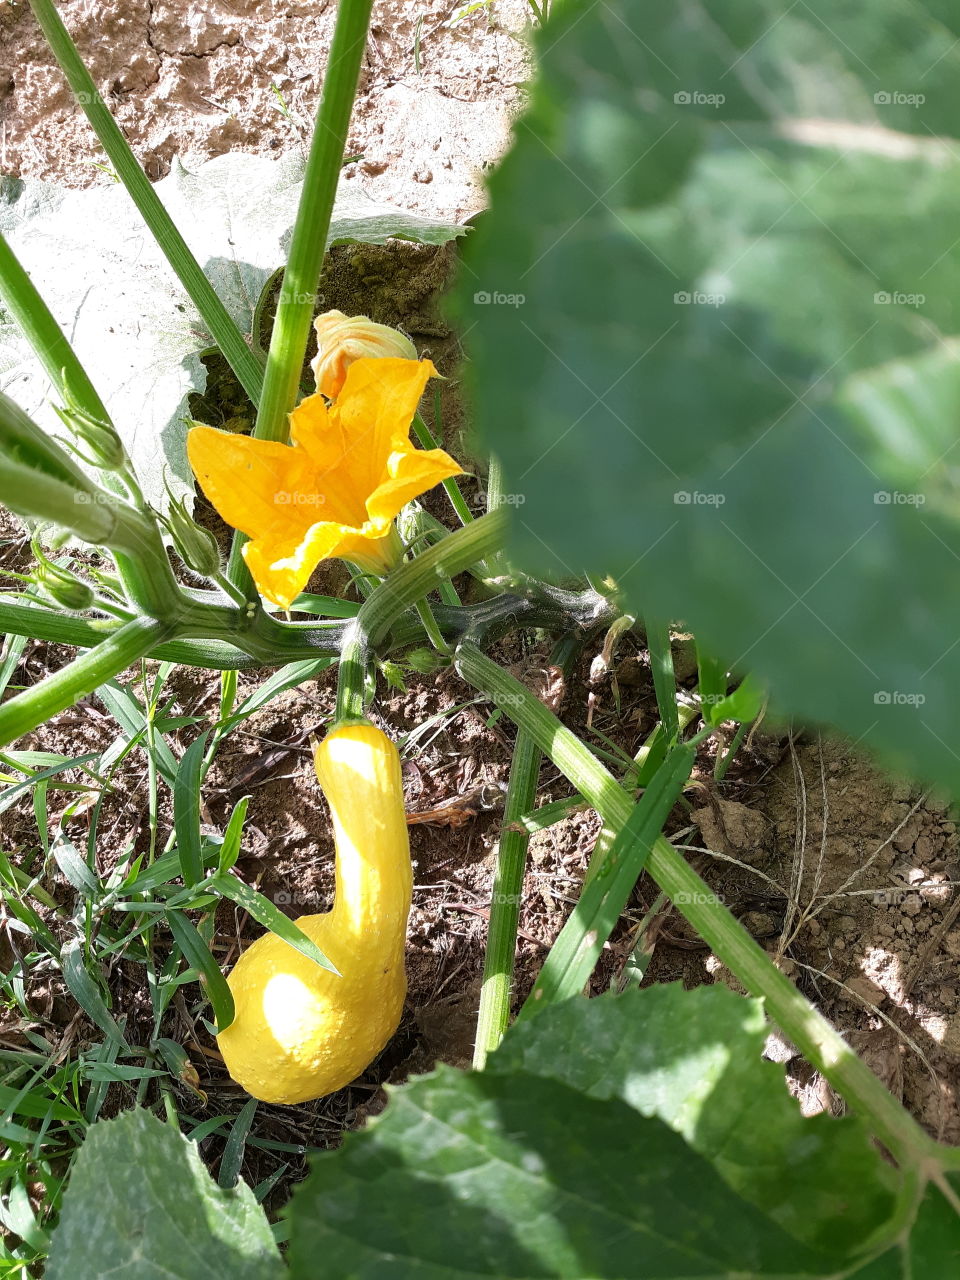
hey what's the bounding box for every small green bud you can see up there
[55,376,126,471]
[161,487,221,578]
[404,646,444,675]
[34,561,95,612]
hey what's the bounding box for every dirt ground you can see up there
[0,0,530,221]
[1,0,957,1203]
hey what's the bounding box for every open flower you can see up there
[312,310,417,400]
[187,357,461,608]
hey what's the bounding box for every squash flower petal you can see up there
[312,310,417,401]
[187,356,461,609]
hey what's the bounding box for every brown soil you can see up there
[0,0,529,221]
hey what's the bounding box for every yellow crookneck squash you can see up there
[217,722,413,1104]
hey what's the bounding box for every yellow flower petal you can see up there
[188,356,462,609]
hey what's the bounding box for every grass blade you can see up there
[60,940,126,1048]
[166,910,235,1032]
[219,1097,258,1189]
[209,873,338,975]
[520,743,695,1015]
[174,731,209,887]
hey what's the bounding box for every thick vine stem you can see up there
[334,508,512,719]
[454,640,937,1167]
[0,617,173,747]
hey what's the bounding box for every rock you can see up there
[844,974,884,1006]
[893,813,922,852]
[692,799,768,864]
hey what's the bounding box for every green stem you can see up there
[0,232,108,422]
[228,0,375,584]
[358,509,509,649]
[474,731,541,1068]
[0,618,173,747]
[334,508,508,721]
[412,413,473,526]
[415,598,450,654]
[454,641,934,1165]
[521,742,695,1015]
[645,617,679,743]
[27,0,264,407]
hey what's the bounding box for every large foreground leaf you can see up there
[287,1064,842,1278]
[491,984,897,1254]
[45,1108,282,1280]
[456,0,960,790]
[0,153,462,512]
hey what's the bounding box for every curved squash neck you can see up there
[329,818,412,947]
[314,725,413,955]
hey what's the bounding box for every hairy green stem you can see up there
[27,0,264,406]
[454,641,935,1164]
[0,618,173,747]
[474,731,541,1068]
[334,508,510,720]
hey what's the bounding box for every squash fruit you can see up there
[216,722,412,1104]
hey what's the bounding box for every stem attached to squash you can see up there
[454,640,937,1166]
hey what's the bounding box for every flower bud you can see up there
[404,647,444,675]
[162,489,221,579]
[54,402,126,471]
[34,558,95,612]
[312,310,417,400]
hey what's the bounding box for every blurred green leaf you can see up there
[457,0,960,791]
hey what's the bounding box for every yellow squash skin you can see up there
[216,723,412,1104]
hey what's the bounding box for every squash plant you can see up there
[2,0,960,1275]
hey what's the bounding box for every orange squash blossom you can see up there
[187,356,461,608]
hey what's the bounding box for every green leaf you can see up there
[166,909,235,1032]
[457,0,960,791]
[704,673,765,727]
[45,1109,282,1280]
[60,939,126,1049]
[174,730,209,887]
[218,795,251,873]
[208,873,338,976]
[1,154,463,515]
[494,983,897,1256]
[522,743,694,1011]
[288,1063,840,1278]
